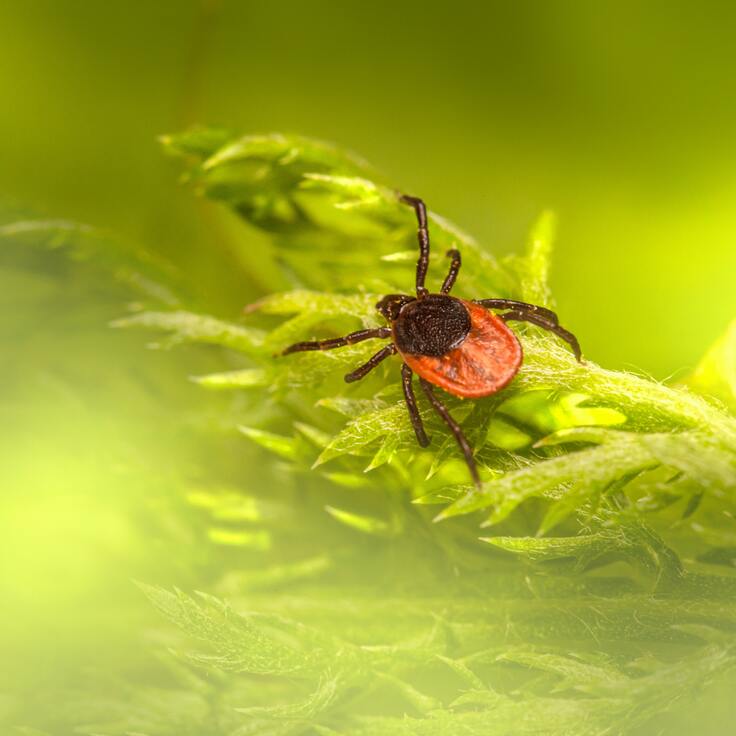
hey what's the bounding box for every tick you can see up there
[283,195,582,487]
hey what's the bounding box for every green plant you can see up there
[5,131,736,735]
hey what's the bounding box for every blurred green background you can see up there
[2,1,736,732]
[4,1,736,374]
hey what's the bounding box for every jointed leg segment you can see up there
[401,364,429,447]
[419,378,481,488]
[475,298,582,361]
[474,298,559,324]
[400,194,431,297]
[282,327,391,355]
[345,344,397,383]
[441,249,461,294]
[500,310,582,361]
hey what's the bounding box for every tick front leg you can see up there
[440,249,461,294]
[402,364,429,447]
[399,194,431,298]
[500,310,582,362]
[282,327,391,355]
[474,298,559,325]
[344,343,397,383]
[419,379,481,488]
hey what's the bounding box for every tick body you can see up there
[283,194,582,487]
[393,295,522,399]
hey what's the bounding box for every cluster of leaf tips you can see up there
[6,130,736,735]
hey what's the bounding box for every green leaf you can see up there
[364,432,401,471]
[687,318,736,411]
[485,416,532,451]
[113,310,264,353]
[437,433,659,522]
[137,584,354,677]
[516,338,736,442]
[497,647,630,694]
[294,422,333,449]
[160,126,232,160]
[519,209,556,304]
[186,488,263,521]
[481,532,623,566]
[238,426,297,460]
[207,527,271,549]
[202,133,374,178]
[235,671,342,720]
[192,368,268,389]
[314,402,409,466]
[0,218,183,306]
[251,289,378,321]
[324,506,392,536]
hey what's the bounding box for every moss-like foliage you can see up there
[4,131,736,735]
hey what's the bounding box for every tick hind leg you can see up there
[419,378,481,488]
[402,364,429,447]
[399,194,430,297]
[500,310,582,362]
[282,327,391,355]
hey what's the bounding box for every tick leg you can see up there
[399,194,431,298]
[500,310,582,362]
[283,327,391,355]
[419,379,481,488]
[344,344,397,383]
[474,298,559,325]
[402,364,429,447]
[440,249,461,294]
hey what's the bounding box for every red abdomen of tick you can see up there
[397,299,522,398]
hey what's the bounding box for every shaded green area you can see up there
[2,4,736,734]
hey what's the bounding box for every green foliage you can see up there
[0,217,185,307]
[5,131,736,735]
[687,318,736,412]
